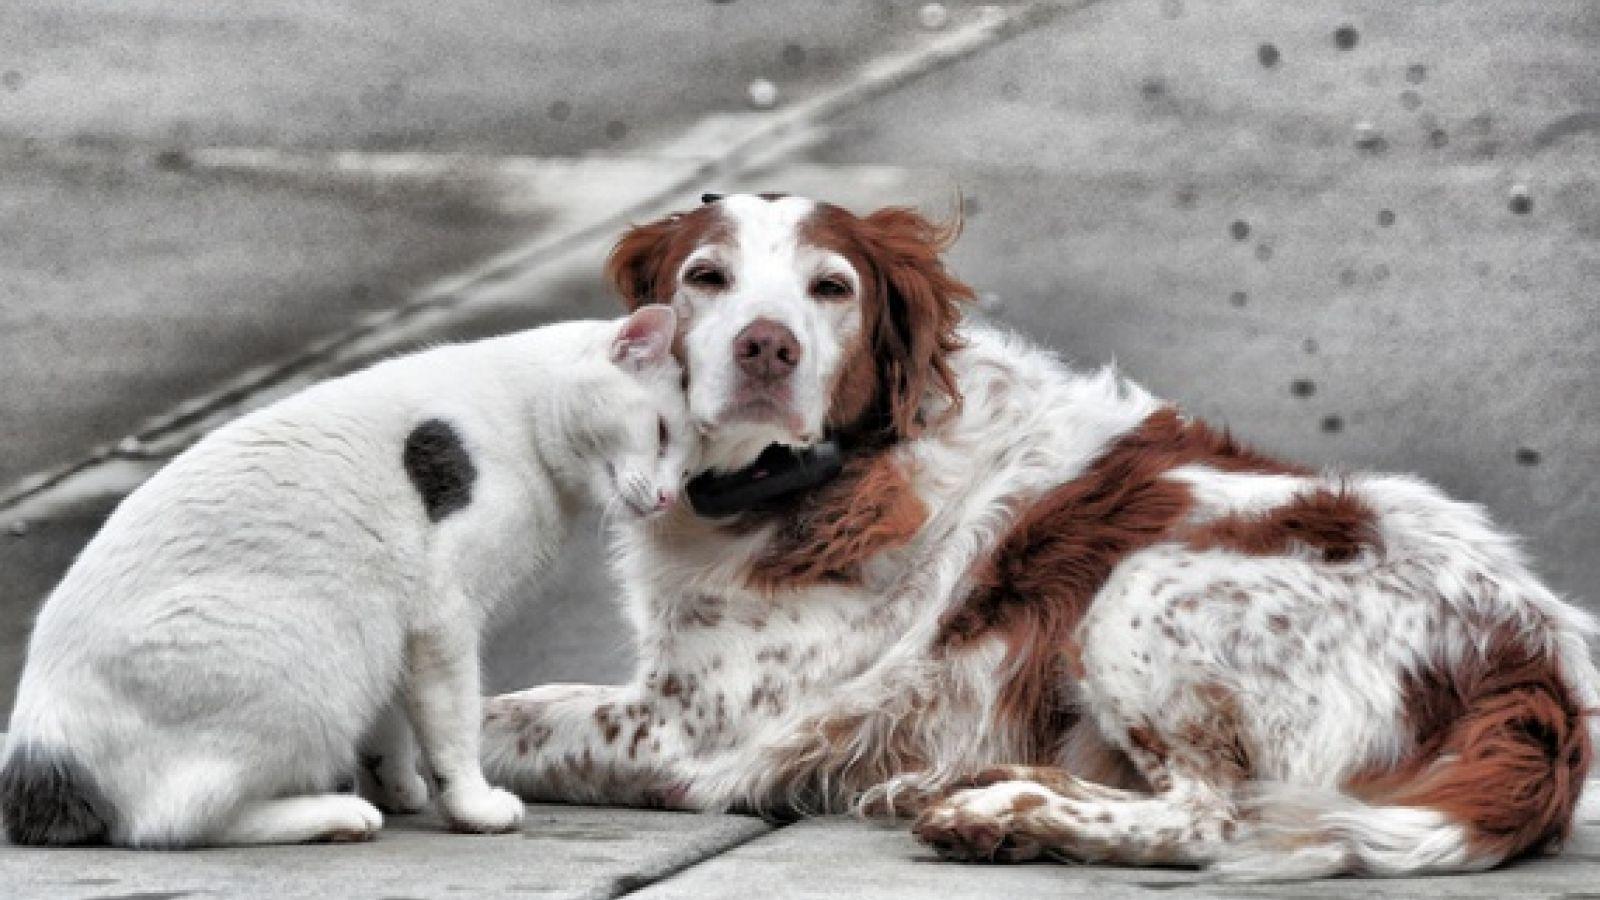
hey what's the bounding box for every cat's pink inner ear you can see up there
[611,304,677,369]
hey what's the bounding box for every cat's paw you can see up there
[375,766,431,815]
[356,757,430,815]
[314,796,385,843]
[441,784,525,834]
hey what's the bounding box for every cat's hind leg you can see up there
[111,757,246,848]
[213,794,383,845]
[114,758,377,847]
[112,745,382,847]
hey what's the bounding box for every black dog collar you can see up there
[685,441,844,518]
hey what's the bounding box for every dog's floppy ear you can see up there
[605,217,678,311]
[604,206,721,311]
[858,207,975,440]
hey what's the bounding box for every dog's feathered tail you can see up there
[1217,636,1591,881]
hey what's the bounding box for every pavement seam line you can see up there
[0,1,1071,515]
[595,819,788,900]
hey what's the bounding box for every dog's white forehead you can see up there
[715,194,817,259]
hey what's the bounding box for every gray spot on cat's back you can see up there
[402,419,476,522]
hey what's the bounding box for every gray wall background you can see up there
[1,0,1596,723]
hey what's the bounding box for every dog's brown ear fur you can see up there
[604,207,723,310]
[855,207,975,441]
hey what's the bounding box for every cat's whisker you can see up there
[597,494,624,537]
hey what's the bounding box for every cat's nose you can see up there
[655,489,674,512]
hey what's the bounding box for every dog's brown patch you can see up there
[1345,627,1592,864]
[746,451,928,592]
[802,204,975,442]
[1184,487,1380,563]
[605,206,729,310]
[937,407,1305,755]
[1012,792,1050,813]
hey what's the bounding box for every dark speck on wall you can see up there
[1174,185,1199,209]
[1320,415,1344,433]
[1400,90,1422,111]
[1302,338,1319,354]
[1515,447,1542,466]
[1405,64,1428,84]
[1257,43,1281,68]
[781,43,806,67]
[1255,243,1274,262]
[153,149,190,171]
[1428,128,1449,148]
[1334,26,1360,51]
[1354,124,1387,152]
[1290,379,1317,398]
[1229,291,1248,307]
[1229,220,1251,241]
[1377,209,1396,227]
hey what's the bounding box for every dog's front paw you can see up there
[441,784,525,834]
[913,782,1046,863]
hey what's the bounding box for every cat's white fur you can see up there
[1,307,693,848]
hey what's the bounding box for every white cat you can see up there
[0,306,693,848]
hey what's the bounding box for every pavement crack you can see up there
[596,819,785,900]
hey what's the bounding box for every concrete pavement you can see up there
[0,803,773,900]
[5,793,1600,899]
[2,0,1598,896]
[636,811,1600,900]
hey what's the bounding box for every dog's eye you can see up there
[810,276,852,300]
[685,265,729,290]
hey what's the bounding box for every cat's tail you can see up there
[0,740,115,845]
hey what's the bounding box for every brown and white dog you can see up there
[481,193,1597,879]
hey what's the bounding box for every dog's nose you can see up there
[733,318,801,381]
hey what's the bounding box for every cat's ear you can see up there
[610,304,678,371]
